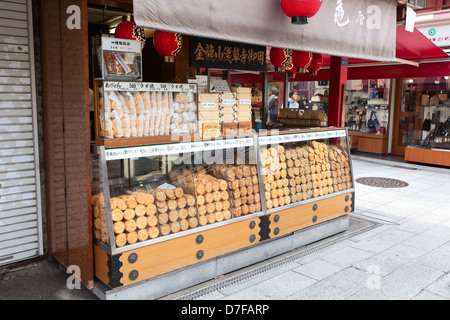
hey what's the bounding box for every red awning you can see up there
[323,25,449,68]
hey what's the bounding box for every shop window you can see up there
[277,81,329,128]
[402,77,450,150]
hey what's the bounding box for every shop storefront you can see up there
[0,0,44,266]
[2,0,408,300]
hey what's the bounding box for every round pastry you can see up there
[223,210,232,220]
[241,196,248,205]
[206,202,215,214]
[222,200,231,210]
[285,195,291,205]
[136,216,148,229]
[125,195,138,209]
[117,198,127,211]
[137,229,149,242]
[123,208,135,221]
[125,219,137,233]
[177,197,187,209]
[136,192,152,206]
[212,191,222,202]
[199,215,208,226]
[233,198,242,208]
[185,195,196,207]
[278,196,285,207]
[179,219,189,231]
[174,187,184,199]
[164,188,176,200]
[198,205,207,216]
[110,197,119,210]
[115,233,127,247]
[266,199,273,210]
[273,198,279,208]
[168,210,179,222]
[211,180,219,192]
[232,189,241,199]
[148,226,160,239]
[188,206,197,218]
[196,185,206,195]
[135,204,146,217]
[204,192,214,204]
[178,208,188,220]
[146,204,157,216]
[230,179,239,190]
[112,208,124,222]
[157,204,168,213]
[189,217,199,229]
[205,182,213,193]
[147,215,158,227]
[235,167,244,179]
[158,213,169,225]
[160,224,171,236]
[113,221,125,234]
[218,179,228,191]
[166,199,177,211]
[221,190,230,201]
[207,213,216,224]
[215,201,223,212]
[233,207,242,217]
[197,194,206,206]
[155,190,166,202]
[215,211,224,222]
[170,221,181,233]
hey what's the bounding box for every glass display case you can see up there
[91,128,355,254]
[258,129,353,213]
[402,78,450,166]
[95,81,199,143]
[91,135,263,253]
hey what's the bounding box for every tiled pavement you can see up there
[163,155,450,300]
[1,155,449,300]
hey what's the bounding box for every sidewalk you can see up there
[162,155,450,300]
[1,156,449,300]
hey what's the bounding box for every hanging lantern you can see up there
[285,62,297,79]
[280,0,323,25]
[308,53,323,76]
[115,20,146,50]
[153,30,183,63]
[292,50,312,73]
[270,47,292,72]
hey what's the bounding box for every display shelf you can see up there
[91,127,355,291]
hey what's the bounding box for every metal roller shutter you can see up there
[0,0,43,266]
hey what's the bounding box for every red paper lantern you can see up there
[308,53,323,76]
[292,50,312,73]
[280,0,323,24]
[115,20,146,50]
[270,48,292,72]
[153,30,182,63]
[285,62,297,79]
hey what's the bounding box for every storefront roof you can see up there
[134,0,398,63]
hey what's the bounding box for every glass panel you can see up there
[259,131,352,212]
[402,77,450,150]
[279,81,329,128]
[98,82,198,140]
[346,79,390,135]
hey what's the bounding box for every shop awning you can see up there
[134,0,397,62]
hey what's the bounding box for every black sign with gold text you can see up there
[190,36,266,72]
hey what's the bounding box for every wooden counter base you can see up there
[349,131,388,155]
[94,191,354,289]
[405,146,450,167]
